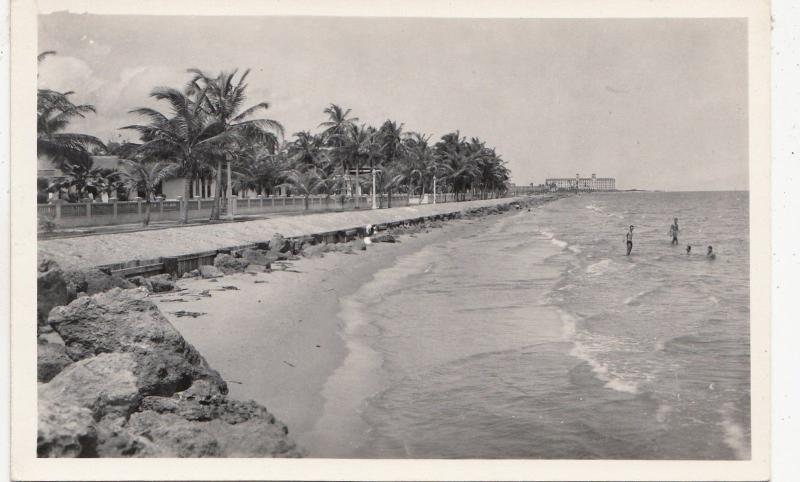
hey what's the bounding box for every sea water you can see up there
[316,192,750,459]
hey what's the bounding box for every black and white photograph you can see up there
[9,0,773,480]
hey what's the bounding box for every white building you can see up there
[545,173,616,191]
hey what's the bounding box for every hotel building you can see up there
[545,173,616,191]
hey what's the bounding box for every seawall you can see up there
[38,196,552,275]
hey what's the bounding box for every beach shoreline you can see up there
[152,197,561,451]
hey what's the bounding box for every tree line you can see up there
[37,53,511,225]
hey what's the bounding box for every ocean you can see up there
[311,191,750,459]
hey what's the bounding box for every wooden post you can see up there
[159,200,164,215]
[86,200,92,218]
[112,199,118,220]
[54,200,62,221]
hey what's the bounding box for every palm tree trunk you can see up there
[181,177,191,224]
[144,200,151,226]
[210,160,222,220]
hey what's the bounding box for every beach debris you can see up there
[209,278,219,283]
[198,289,212,297]
[226,380,243,385]
[198,265,223,279]
[315,345,321,348]
[254,280,268,284]
[172,310,207,318]
[282,360,296,368]
[217,285,239,291]
[159,298,188,303]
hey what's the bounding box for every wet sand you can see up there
[151,217,487,449]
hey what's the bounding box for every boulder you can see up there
[37,398,97,457]
[63,268,134,297]
[40,353,142,420]
[37,263,71,326]
[38,342,73,382]
[301,244,327,258]
[126,410,299,457]
[241,248,271,267]
[213,254,249,275]
[351,239,367,251]
[198,265,223,279]
[95,417,157,457]
[148,274,176,293]
[47,288,226,396]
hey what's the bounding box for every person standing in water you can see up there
[707,245,716,259]
[625,225,634,256]
[669,218,680,245]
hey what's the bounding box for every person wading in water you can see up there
[625,225,635,256]
[669,217,680,245]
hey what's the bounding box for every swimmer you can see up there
[624,225,634,256]
[669,218,680,245]
[706,245,716,259]
[686,244,692,254]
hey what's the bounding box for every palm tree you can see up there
[122,87,233,223]
[319,104,359,193]
[278,167,328,210]
[118,159,178,225]
[37,51,105,168]
[186,69,284,220]
[47,156,118,202]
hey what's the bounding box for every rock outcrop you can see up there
[38,288,300,458]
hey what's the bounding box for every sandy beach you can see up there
[151,213,496,448]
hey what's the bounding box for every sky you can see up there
[38,14,748,191]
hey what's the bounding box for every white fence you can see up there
[38,193,497,229]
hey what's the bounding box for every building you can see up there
[545,173,616,191]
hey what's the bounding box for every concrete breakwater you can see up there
[36,195,559,457]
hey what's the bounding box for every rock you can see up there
[37,398,97,457]
[198,265,223,279]
[47,288,226,396]
[126,410,299,457]
[95,417,157,457]
[39,353,142,420]
[38,342,73,382]
[188,269,200,277]
[241,248,271,267]
[148,274,175,293]
[371,234,397,243]
[268,233,291,253]
[301,244,327,258]
[244,264,265,274]
[351,239,367,251]
[181,272,193,279]
[213,254,249,275]
[37,264,71,326]
[63,268,134,298]
[129,276,153,292]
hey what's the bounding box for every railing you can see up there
[37,192,509,229]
